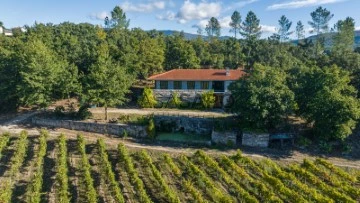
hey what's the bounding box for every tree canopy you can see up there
[230,64,295,130]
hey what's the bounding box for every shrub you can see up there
[201,90,215,109]
[319,141,333,153]
[169,92,182,108]
[122,130,128,138]
[54,106,66,117]
[297,136,312,148]
[146,118,156,139]
[138,87,157,108]
[76,104,92,120]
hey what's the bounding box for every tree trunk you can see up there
[105,106,108,121]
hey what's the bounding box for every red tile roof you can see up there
[148,69,246,81]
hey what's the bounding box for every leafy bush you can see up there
[297,136,312,148]
[54,106,66,117]
[169,92,182,108]
[201,90,215,109]
[319,141,333,153]
[138,87,157,108]
[122,130,128,138]
[76,104,92,120]
[146,118,156,139]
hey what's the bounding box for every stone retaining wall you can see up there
[242,132,269,147]
[153,115,214,135]
[211,130,237,145]
[32,118,148,138]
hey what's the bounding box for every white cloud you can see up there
[192,16,231,29]
[194,19,209,29]
[219,16,232,29]
[224,0,258,12]
[267,0,347,10]
[261,25,277,33]
[157,11,176,21]
[234,0,259,8]
[89,11,109,20]
[121,1,166,13]
[176,0,222,23]
[356,26,360,30]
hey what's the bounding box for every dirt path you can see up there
[1,111,360,170]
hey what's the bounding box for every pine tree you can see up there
[296,21,305,40]
[333,17,355,53]
[111,6,130,29]
[229,11,241,39]
[308,6,334,35]
[278,15,293,42]
[240,11,261,41]
[205,17,221,37]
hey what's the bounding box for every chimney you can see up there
[225,67,230,76]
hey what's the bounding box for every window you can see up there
[201,81,209,89]
[159,81,168,89]
[187,81,195,90]
[174,81,182,89]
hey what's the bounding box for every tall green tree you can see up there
[308,7,333,57]
[230,64,295,130]
[164,35,200,70]
[85,43,134,120]
[308,6,334,35]
[16,39,64,108]
[296,21,305,40]
[229,11,241,38]
[190,36,211,66]
[290,65,360,141]
[0,21,3,27]
[277,15,293,42]
[240,11,261,41]
[53,63,82,99]
[333,17,355,54]
[0,37,21,111]
[240,11,261,69]
[223,38,244,68]
[110,6,130,29]
[205,17,221,37]
[118,28,165,79]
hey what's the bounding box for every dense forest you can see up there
[0,6,360,143]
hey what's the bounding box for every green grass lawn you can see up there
[156,132,211,143]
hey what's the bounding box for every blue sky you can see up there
[1,0,360,38]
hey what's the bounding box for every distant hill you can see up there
[294,30,360,48]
